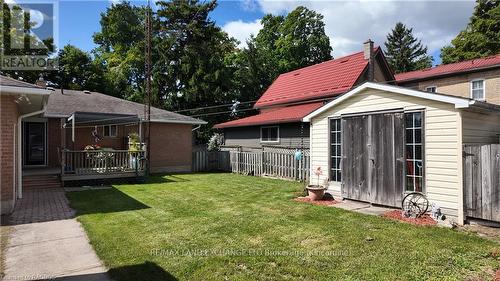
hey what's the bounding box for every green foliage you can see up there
[207,133,224,151]
[384,22,432,74]
[440,0,500,64]
[92,1,147,100]
[154,0,238,140]
[46,44,105,91]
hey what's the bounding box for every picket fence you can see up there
[192,147,310,181]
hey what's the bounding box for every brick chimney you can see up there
[35,76,47,88]
[364,39,374,82]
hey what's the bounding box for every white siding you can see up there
[309,89,461,217]
[462,111,500,144]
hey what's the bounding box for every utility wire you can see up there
[190,108,256,118]
[173,100,257,113]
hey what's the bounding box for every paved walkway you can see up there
[331,200,393,216]
[2,188,110,281]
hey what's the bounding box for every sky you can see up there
[55,0,476,65]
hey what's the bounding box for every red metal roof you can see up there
[395,54,500,82]
[254,49,377,108]
[214,102,323,129]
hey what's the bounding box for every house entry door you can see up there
[24,122,47,166]
[341,112,405,207]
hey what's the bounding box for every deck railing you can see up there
[61,150,146,180]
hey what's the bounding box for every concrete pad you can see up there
[332,200,394,216]
[3,219,110,281]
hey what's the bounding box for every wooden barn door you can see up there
[341,112,405,207]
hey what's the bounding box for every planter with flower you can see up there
[128,132,141,169]
[306,166,326,201]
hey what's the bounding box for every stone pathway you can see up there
[2,188,111,281]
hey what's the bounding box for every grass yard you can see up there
[67,173,499,281]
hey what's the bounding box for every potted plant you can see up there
[306,167,326,201]
[128,133,141,169]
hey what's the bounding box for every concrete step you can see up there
[23,175,62,189]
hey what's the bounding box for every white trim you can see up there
[470,79,485,101]
[45,115,206,125]
[0,86,52,96]
[456,111,465,225]
[260,125,280,143]
[303,82,473,122]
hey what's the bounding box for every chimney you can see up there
[35,76,47,88]
[364,39,374,82]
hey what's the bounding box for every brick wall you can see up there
[1,95,19,214]
[149,122,193,173]
[65,123,140,151]
[48,118,62,167]
[403,68,500,105]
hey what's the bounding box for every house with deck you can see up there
[0,75,205,214]
[214,40,394,151]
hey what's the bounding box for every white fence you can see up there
[193,147,310,181]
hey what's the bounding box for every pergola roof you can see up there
[67,111,140,126]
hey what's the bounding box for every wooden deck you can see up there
[61,150,146,181]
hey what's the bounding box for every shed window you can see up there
[471,80,485,100]
[260,126,279,143]
[425,86,437,93]
[104,125,117,137]
[405,112,424,192]
[329,119,342,182]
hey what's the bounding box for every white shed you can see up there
[303,82,500,224]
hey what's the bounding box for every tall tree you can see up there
[276,6,332,71]
[154,0,238,140]
[92,1,147,100]
[47,44,104,91]
[384,22,432,73]
[441,0,500,64]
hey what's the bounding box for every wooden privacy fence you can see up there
[192,150,231,172]
[463,144,500,223]
[192,148,310,181]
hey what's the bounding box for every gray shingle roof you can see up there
[45,89,205,124]
[0,75,45,89]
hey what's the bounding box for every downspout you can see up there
[16,99,47,199]
[192,125,201,131]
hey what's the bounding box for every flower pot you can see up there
[306,185,326,201]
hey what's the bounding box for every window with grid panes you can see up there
[329,119,342,182]
[405,112,424,192]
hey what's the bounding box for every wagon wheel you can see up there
[402,192,429,218]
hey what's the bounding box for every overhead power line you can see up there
[189,107,256,118]
[173,100,257,113]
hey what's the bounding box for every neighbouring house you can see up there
[396,54,500,104]
[0,75,205,214]
[304,82,500,224]
[214,40,394,151]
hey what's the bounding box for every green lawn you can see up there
[67,173,499,281]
